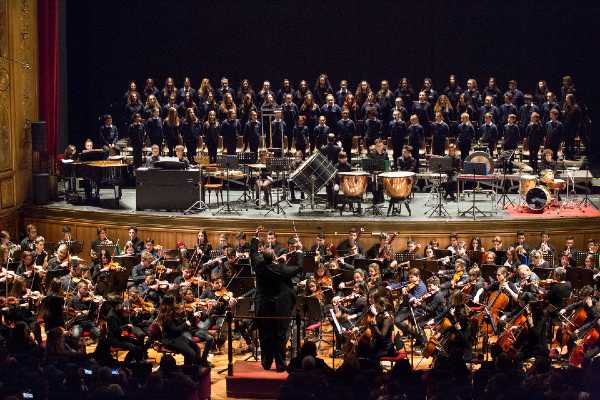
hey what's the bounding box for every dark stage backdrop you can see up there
[65,0,599,147]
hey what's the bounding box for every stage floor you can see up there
[41,188,600,223]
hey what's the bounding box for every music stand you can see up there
[98,244,118,256]
[480,264,501,282]
[64,240,84,255]
[215,155,241,215]
[433,249,452,259]
[496,150,516,209]
[112,255,140,271]
[532,267,554,280]
[459,161,491,219]
[360,158,385,216]
[302,251,317,275]
[426,156,452,217]
[565,267,594,290]
[354,258,383,271]
[264,157,291,216]
[237,152,257,207]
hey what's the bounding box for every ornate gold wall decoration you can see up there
[0,178,14,208]
[0,0,11,174]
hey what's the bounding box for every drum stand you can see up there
[215,155,241,215]
[496,151,515,209]
[425,174,449,218]
[578,168,593,209]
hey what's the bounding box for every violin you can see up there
[214,287,233,302]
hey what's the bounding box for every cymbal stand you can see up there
[215,155,241,215]
[425,170,449,218]
[579,168,593,208]
[496,150,515,209]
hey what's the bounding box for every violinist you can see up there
[394,268,428,349]
[458,266,486,303]
[138,270,163,306]
[414,276,447,329]
[364,298,396,359]
[336,268,366,295]
[59,259,88,294]
[127,226,145,255]
[173,264,204,294]
[16,251,42,293]
[32,236,48,268]
[314,263,333,290]
[144,239,158,258]
[440,259,468,295]
[131,251,154,286]
[331,282,368,357]
[47,244,70,272]
[67,281,100,340]
[104,294,147,364]
[366,263,382,291]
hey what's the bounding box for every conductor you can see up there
[252,240,302,371]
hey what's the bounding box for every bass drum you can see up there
[466,151,494,174]
[289,151,337,194]
[525,186,552,212]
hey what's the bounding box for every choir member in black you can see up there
[343,93,360,122]
[177,77,196,102]
[238,93,257,128]
[313,115,330,149]
[540,92,559,124]
[145,107,163,146]
[145,144,161,168]
[142,78,159,102]
[354,80,372,110]
[388,110,407,166]
[123,80,136,104]
[215,76,235,103]
[499,92,517,132]
[406,114,424,165]
[336,109,356,162]
[533,80,549,107]
[174,145,190,169]
[124,92,143,135]
[395,78,414,115]
[479,112,499,157]
[299,93,320,152]
[364,108,383,147]
[67,281,100,340]
[257,80,275,106]
[394,268,428,348]
[545,110,563,160]
[243,110,261,155]
[199,92,219,122]
[104,294,147,364]
[526,112,545,172]
[377,80,395,123]
[98,114,118,151]
[560,75,576,103]
[483,77,503,105]
[313,73,333,106]
[434,94,455,128]
[181,108,201,164]
[456,93,476,123]
[431,112,450,156]
[163,107,180,156]
[397,145,417,173]
[507,80,524,109]
[368,140,389,204]
[197,78,213,103]
[253,243,302,371]
[236,78,255,105]
[161,77,177,103]
[270,109,285,152]
[281,94,298,154]
[360,91,380,120]
[321,94,342,130]
[202,110,220,163]
[464,78,482,109]
[293,115,309,159]
[129,113,145,168]
[503,114,520,167]
[391,96,408,121]
[161,94,178,119]
[20,224,37,251]
[456,113,475,161]
[178,92,197,119]
[221,109,241,155]
[294,80,310,107]
[518,94,539,132]
[561,93,582,160]
[276,78,295,105]
[218,93,236,122]
[479,95,500,127]
[335,79,350,106]
[442,74,462,108]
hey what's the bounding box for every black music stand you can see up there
[98,244,118,257]
[302,251,317,275]
[264,157,291,216]
[459,162,491,219]
[112,255,140,271]
[532,267,554,280]
[215,155,241,215]
[480,264,501,282]
[426,156,452,217]
[360,158,385,216]
[237,152,257,207]
[496,150,516,209]
[565,267,594,290]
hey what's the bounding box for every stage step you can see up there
[226,361,288,399]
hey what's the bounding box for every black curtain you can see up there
[66,0,600,150]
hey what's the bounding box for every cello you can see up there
[496,305,530,358]
[568,318,600,368]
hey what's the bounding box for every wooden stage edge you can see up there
[22,204,600,258]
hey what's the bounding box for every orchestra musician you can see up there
[145,144,161,168]
[32,236,48,268]
[368,139,389,204]
[59,259,88,294]
[393,268,428,349]
[174,144,190,168]
[66,281,100,340]
[47,244,71,272]
[131,251,154,286]
[336,228,364,256]
[20,224,38,251]
[17,251,43,293]
[397,145,417,172]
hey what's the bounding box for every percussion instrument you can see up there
[289,151,337,194]
[549,178,566,191]
[379,171,415,199]
[519,174,538,197]
[466,151,494,174]
[338,172,369,198]
[540,169,555,186]
[525,186,552,212]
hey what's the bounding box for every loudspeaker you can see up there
[31,121,47,152]
[32,173,50,205]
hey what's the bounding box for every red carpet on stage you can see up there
[226,361,288,399]
[504,204,600,218]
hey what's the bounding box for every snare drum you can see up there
[525,186,552,212]
[540,169,555,186]
[519,174,538,197]
[379,171,415,199]
[550,178,566,191]
[338,171,369,198]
